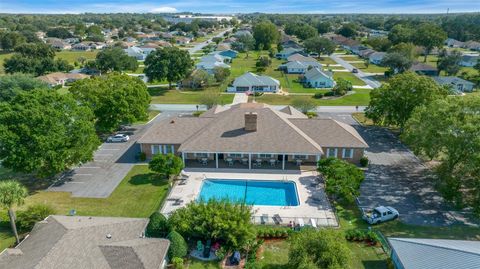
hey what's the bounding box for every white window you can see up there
[227,153,242,158]
[151,145,162,155]
[294,155,307,159]
[327,148,338,158]
[164,145,175,154]
[257,154,272,158]
[342,148,354,158]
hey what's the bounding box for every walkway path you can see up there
[330,54,382,89]
[232,92,249,104]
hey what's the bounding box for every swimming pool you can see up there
[198,179,299,206]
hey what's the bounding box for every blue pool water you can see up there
[198,179,299,206]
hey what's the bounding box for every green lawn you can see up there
[333,71,367,86]
[16,165,168,217]
[55,50,98,65]
[149,87,234,104]
[0,165,169,252]
[252,88,371,106]
[351,62,388,74]
[187,259,221,269]
[318,57,338,65]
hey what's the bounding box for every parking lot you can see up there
[319,112,476,227]
[47,111,184,198]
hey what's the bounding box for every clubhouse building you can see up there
[138,103,368,170]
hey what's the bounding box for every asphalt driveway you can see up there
[319,112,477,227]
[47,111,184,198]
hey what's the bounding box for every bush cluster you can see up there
[167,231,188,259]
[146,212,169,238]
[345,229,380,244]
[324,91,335,97]
[313,92,324,99]
[256,227,290,239]
[17,204,55,231]
[360,156,369,167]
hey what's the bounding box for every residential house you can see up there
[216,43,232,51]
[350,45,369,55]
[90,42,106,50]
[433,76,475,93]
[275,48,303,59]
[227,72,280,93]
[358,48,376,59]
[369,29,389,37]
[138,44,159,55]
[445,38,465,48]
[410,63,438,76]
[463,41,480,51]
[175,36,191,45]
[196,61,231,74]
[137,102,369,169]
[341,39,361,52]
[38,72,89,87]
[72,42,91,51]
[300,67,335,88]
[287,53,317,63]
[388,238,480,269]
[0,215,170,269]
[64,37,80,44]
[51,40,71,50]
[369,52,386,65]
[459,54,479,67]
[279,60,322,74]
[124,46,154,61]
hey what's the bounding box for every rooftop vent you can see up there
[106,234,112,239]
[244,112,257,132]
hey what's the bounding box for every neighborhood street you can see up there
[187,27,233,54]
[330,53,382,89]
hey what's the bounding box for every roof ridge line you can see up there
[332,120,369,147]
[392,238,480,257]
[270,108,324,154]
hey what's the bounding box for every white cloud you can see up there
[151,6,178,13]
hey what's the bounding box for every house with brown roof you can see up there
[37,72,90,87]
[0,215,170,269]
[137,103,368,169]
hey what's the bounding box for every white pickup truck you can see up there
[362,206,399,224]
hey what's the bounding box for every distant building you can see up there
[445,38,464,48]
[410,63,438,76]
[388,238,480,269]
[275,48,303,59]
[433,76,475,93]
[369,52,386,65]
[279,60,322,74]
[459,54,479,67]
[50,40,71,50]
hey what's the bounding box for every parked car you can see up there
[352,68,359,73]
[107,134,130,142]
[362,206,399,224]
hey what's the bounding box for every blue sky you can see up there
[1,0,480,14]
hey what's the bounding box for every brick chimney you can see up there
[244,112,257,131]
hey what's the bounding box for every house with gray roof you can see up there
[433,76,475,93]
[227,72,280,93]
[388,238,480,269]
[369,52,386,65]
[459,54,479,67]
[287,53,317,63]
[279,60,323,74]
[0,215,170,269]
[196,54,231,74]
[275,48,303,59]
[300,67,335,88]
[137,103,368,169]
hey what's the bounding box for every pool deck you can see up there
[160,168,338,227]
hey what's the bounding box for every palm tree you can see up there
[0,180,28,244]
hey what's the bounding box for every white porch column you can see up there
[282,154,285,170]
[316,155,320,162]
[215,153,218,168]
[248,153,251,169]
[182,152,185,164]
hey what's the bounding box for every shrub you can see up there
[171,257,184,269]
[215,246,227,261]
[306,111,317,118]
[360,156,369,167]
[137,152,146,161]
[167,231,188,259]
[256,227,291,239]
[253,91,263,97]
[17,204,55,231]
[324,91,335,97]
[313,92,324,99]
[192,111,204,117]
[146,212,169,238]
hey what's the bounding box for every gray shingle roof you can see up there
[287,53,317,62]
[232,72,280,87]
[0,215,170,269]
[304,67,333,80]
[389,238,480,269]
[139,103,368,154]
[433,76,474,86]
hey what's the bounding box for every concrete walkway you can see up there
[232,92,249,104]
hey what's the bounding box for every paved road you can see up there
[47,112,182,198]
[187,27,233,54]
[330,54,382,89]
[320,112,476,227]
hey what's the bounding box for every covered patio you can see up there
[181,152,319,171]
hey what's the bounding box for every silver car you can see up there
[107,134,130,142]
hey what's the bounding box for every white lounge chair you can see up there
[310,218,317,228]
[298,218,305,227]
